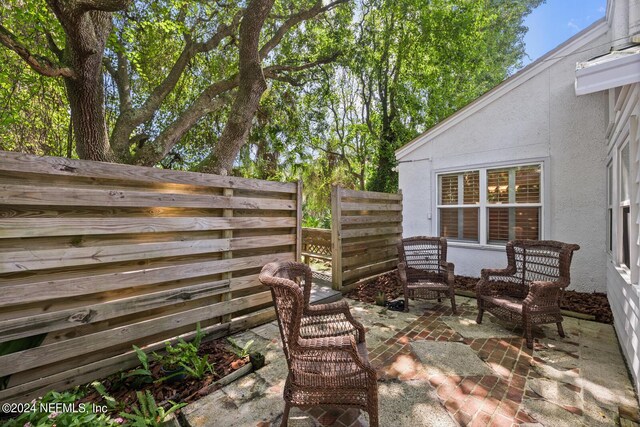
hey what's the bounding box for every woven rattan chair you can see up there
[259,261,378,427]
[397,236,457,313]
[476,240,580,349]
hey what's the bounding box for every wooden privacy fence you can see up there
[331,186,403,290]
[301,227,332,264]
[0,151,301,403]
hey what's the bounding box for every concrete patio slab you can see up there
[440,315,521,339]
[527,378,582,408]
[378,380,457,427]
[521,399,586,427]
[411,341,494,377]
[180,293,639,427]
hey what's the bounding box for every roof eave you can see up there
[575,50,640,95]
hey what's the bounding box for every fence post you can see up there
[331,185,343,291]
[221,187,234,325]
[296,180,303,263]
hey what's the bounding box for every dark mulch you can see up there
[345,271,613,324]
[80,338,248,415]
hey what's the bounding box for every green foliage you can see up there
[3,388,122,427]
[227,338,254,358]
[0,1,71,157]
[92,381,120,411]
[153,323,213,380]
[1,0,543,207]
[122,346,154,385]
[119,390,185,427]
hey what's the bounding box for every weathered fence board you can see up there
[0,151,299,402]
[331,186,402,290]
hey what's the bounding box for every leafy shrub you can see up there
[153,323,213,380]
[119,390,185,427]
[4,389,122,427]
[227,337,254,358]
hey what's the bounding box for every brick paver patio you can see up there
[183,295,639,427]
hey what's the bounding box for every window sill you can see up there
[613,262,633,286]
[447,241,507,252]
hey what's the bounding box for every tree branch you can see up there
[111,11,242,157]
[0,24,75,79]
[259,0,348,59]
[75,0,133,12]
[131,78,239,166]
[45,31,64,61]
[263,53,340,77]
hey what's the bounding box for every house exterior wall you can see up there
[605,82,640,397]
[398,32,610,291]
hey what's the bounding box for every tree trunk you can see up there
[62,11,113,161]
[197,0,275,175]
[64,66,111,161]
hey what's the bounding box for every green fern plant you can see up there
[227,338,254,358]
[122,345,154,385]
[119,390,185,427]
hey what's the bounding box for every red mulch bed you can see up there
[80,338,249,415]
[345,272,613,324]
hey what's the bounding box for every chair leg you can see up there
[476,300,483,324]
[368,408,379,427]
[450,291,457,314]
[404,293,409,312]
[557,322,565,338]
[280,402,291,427]
[524,319,533,349]
[368,387,379,427]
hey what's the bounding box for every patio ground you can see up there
[182,295,639,427]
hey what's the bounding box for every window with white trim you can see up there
[437,164,542,244]
[620,142,631,268]
[438,171,480,242]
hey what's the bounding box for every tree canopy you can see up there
[0,0,543,222]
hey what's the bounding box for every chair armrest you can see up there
[524,281,565,307]
[305,299,350,315]
[476,273,514,296]
[397,262,408,285]
[480,267,515,280]
[440,261,455,285]
[303,300,366,343]
[295,335,374,372]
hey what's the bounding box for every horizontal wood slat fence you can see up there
[331,186,402,291]
[0,151,300,403]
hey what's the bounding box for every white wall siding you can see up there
[608,83,640,403]
[608,262,640,396]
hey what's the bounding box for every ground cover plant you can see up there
[0,332,257,426]
[345,271,614,324]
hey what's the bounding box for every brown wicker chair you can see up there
[259,261,378,427]
[476,240,580,349]
[397,236,457,313]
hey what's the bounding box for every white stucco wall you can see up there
[398,29,610,292]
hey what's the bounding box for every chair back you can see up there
[398,236,447,282]
[508,240,580,287]
[259,261,306,362]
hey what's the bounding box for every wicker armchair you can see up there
[476,240,580,349]
[397,236,457,313]
[259,261,378,427]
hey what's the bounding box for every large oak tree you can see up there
[0,0,347,173]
